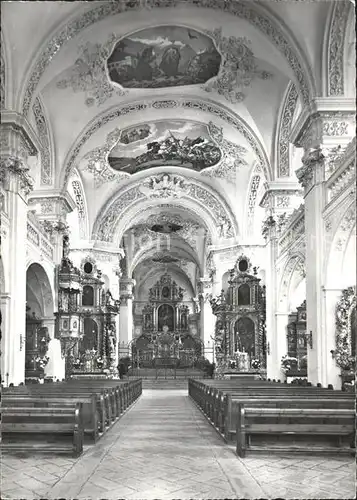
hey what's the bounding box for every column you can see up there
[1,115,40,386]
[0,157,34,385]
[262,217,280,380]
[290,98,355,386]
[198,277,215,363]
[119,278,135,346]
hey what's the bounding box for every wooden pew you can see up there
[2,394,100,442]
[1,406,83,457]
[188,379,355,451]
[235,405,355,457]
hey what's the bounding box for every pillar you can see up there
[291,98,355,386]
[1,114,41,385]
[198,277,215,363]
[119,278,135,347]
[0,158,34,385]
[263,217,280,380]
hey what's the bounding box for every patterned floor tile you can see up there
[2,389,355,500]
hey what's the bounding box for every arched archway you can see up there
[25,263,55,382]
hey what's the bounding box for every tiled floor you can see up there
[1,390,356,499]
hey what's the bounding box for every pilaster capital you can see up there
[120,278,135,302]
[290,99,355,151]
[295,145,330,193]
[197,277,212,303]
[0,111,40,161]
[28,190,76,219]
[0,155,34,197]
[259,181,303,215]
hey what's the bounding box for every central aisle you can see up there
[49,390,264,499]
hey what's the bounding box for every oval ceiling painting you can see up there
[108,120,222,174]
[107,26,221,89]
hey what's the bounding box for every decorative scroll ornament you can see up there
[203,122,248,183]
[296,147,324,189]
[33,97,52,185]
[0,156,34,195]
[203,28,272,104]
[139,174,189,199]
[334,287,356,370]
[56,35,128,107]
[83,128,128,187]
[0,43,5,109]
[328,1,350,96]
[278,84,298,177]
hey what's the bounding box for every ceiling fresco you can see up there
[108,120,221,174]
[107,26,221,89]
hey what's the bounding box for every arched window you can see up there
[82,285,94,306]
[238,284,250,305]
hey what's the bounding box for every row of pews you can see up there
[1,378,142,457]
[188,378,355,457]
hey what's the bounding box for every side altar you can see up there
[210,255,266,379]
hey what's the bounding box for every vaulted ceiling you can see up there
[2,0,354,285]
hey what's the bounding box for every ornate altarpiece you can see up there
[55,243,120,377]
[210,255,266,378]
[132,273,201,368]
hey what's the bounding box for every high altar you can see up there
[132,273,201,368]
[210,255,266,378]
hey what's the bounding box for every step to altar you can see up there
[142,379,189,390]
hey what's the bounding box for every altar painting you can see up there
[107,26,221,89]
[158,304,174,331]
[234,317,255,359]
[108,120,221,174]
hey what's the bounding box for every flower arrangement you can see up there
[35,355,49,370]
[251,358,261,370]
[96,357,104,369]
[72,357,82,369]
[281,355,298,373]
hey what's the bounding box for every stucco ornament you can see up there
[140,174,189,199]
[202,121,248,183]
[278,84,298,177]
[83,128,128,187]
[334,287,356,370]
[261,215,276,239]
[328,1,350,96]
[33,97,52,185]
[203,28,272,104]
[296,147,324,189]
[56,35,128,106]
[0,156,34,195]
[1,44,5,109]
